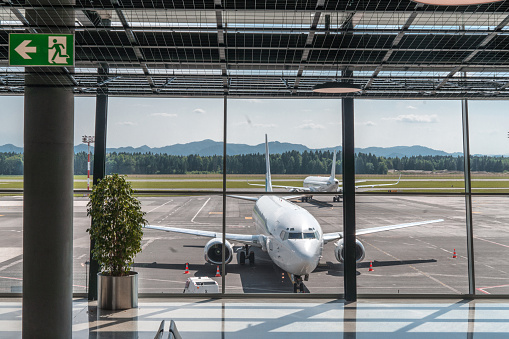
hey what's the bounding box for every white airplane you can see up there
[145,135,443,293]
[249,150,401,202]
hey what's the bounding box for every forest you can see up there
[0,150,508,175]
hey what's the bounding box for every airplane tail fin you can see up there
[329,150,337,181]
[265,134,273,192]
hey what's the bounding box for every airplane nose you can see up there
[289,241,320,275]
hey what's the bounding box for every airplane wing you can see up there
[355,174,401,189]
[144,225,264,247]
[322,218,443,244]
[247,181,312,192]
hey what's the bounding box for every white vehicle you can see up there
[183,277,219,293]
[145,135,443,293]
[249,150,401,202]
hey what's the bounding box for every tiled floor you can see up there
[1,298,509,338]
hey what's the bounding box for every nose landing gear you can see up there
[292,275,305,293]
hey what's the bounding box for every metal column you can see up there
[462,99,476,295]
[88,67,109,300]
[22,4,75,338]
[342,82,357,302]
[221,95,227,294]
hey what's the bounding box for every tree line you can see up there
[1,151,509,175]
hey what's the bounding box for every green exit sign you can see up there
[9,33,74,67]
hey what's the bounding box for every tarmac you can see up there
[1,193,509,295]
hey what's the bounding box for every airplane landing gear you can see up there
[292,275,305,293]
[238,244,255,266]
[333,195,342,202]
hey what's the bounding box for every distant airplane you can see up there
[145,135,443,293]
[249,150,401,202]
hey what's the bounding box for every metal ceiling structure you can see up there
[2,1,509,98]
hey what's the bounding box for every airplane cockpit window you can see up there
[287,232,317,240]
[288,232,302,239]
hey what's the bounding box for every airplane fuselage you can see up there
[253,195,323,276]
[303,176,339,193]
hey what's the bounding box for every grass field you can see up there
[1,174,509,193]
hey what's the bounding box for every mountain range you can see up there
[0,140,466,158]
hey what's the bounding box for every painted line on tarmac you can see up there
[476,284,509,294]
[191,197,211,224]
[0,259,23,272]
[363,239,462,294]
[474,236,509,249]
[146,199,174,214]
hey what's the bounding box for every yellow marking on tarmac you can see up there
[472,211,482,214]
[0,215,3,217]
[245,217,253,220]
[209,212,223,215]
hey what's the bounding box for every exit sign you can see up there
[9,33,74,67]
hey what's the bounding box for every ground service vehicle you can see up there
[183,277,219,293]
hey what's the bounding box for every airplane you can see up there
[249,150,401,202]
[144,135,443,293]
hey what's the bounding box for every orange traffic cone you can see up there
[215,265,221,277]
[184,262,189,274]
[369,261,374,272]
[453,249,457,259]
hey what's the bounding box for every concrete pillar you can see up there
[22,3,75,338]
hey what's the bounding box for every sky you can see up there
[2,96,509,155]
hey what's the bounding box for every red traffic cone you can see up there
[184,262,189,274]
[452,249,457,259]
[215,265,221,277]
[369,261,374,272]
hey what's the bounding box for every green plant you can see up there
[87,173,147,276]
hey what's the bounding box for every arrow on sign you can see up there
[15,40,37,59]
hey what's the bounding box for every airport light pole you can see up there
[82,135,95,190]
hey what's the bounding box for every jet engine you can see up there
[204,238,234,265]
[334,239,366,263]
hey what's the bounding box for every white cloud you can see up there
[117,121,136,126]
[297,123,326,130]
[384,114,439,123]
[151,113,178,117]
[362,121,376,126]
[193,108,206,114]
[406,105,418,110]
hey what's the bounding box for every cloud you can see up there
[362,121,376,126]
[193,108,206,114]
[150,113,178,117]
[117,121,136,126]
[297,123,326,130]
[384,114,439,123]
[406,105,418,110]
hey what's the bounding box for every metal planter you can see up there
[97,271,138,310]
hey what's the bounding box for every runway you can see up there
[1,194,509,295]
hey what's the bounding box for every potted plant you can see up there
[87,173,147,310]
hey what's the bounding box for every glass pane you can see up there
[106,97,223,191]
[469,101,509,192]
[355,100,464,193]
[472,196,509,295]
[226,98,342,294]
[0,97,23,293]
[357,195,468,294]
[0,194,23,293]
[138,193,223,293]
[469,101,509,295]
